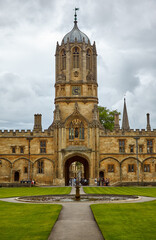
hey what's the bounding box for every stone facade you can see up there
[0,15,156,185]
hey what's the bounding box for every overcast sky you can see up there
[0,0,156,130]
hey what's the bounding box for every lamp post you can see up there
[26,137,33,181]
[134,137,140,182]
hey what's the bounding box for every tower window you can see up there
[61,49,66,70]
[73,47,79,68]
[75,128,79,138]
[86,49,91,70]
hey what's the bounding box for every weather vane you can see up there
[74,7,79,22]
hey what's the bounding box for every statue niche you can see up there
[86,71,94,81]
[57,72,66,82]
[69,119,84,140]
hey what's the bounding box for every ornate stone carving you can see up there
[73,102,79,115]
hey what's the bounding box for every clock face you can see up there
[72,86,81,95]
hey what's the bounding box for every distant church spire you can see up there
[122,98,130,131]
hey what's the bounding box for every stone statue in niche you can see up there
[92,104,98,121]
[54,105,61,121]
[86,71,94,81]
[74,71,79,77]
[57,72,66,81]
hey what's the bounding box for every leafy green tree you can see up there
[98,106,120,131]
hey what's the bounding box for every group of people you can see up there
[95,178,110,186]
[69,178,89,186]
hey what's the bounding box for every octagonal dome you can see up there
[62,22,90,44]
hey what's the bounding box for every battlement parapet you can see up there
[100,128,156,137]
[0,129,54,137]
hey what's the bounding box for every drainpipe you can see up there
[134,137,140,182]
[26,137,33,181]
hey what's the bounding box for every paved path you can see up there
[48,201,104,240]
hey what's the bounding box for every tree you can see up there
[98,106,120,131]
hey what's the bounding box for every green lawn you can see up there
[0,201,62,240]
[0,187,71,198]
[84,186,156,197]
[91,201,156,240]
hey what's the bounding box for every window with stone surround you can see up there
[139,145,143,153]
[129,145,134,153]
[86,49,91,70]
[119,140,125,153]
[147,140,153,153]
[61,49,66,70]
[11,146,16,154]
[108,164,114,172]
[40,140,46,153]
[73,47,79,68]
[20,146,24,154]
[38,160,44,174]
[144,164,150,172]
[128,164,135,172]
[24,167,28,173]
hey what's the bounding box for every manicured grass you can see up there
[0,187,71,198]
[0,201,62,240]
[91,201,156,240]
[84,186,156,197]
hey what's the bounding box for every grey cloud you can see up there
[0,0,156,130]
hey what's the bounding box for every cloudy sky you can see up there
[0,0,156,130]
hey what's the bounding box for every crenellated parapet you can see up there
[100,128,156,137]
[0,129,54,137]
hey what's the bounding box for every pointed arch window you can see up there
[86,49,91,70]
[61,49,66,70]
[69,122,74,140]
[69,120,84,140]
[73,47,79,68]
[79,122,84,139]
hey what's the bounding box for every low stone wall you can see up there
[114,182,156,187]
[0,183,32,187]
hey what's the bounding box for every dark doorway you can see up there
[14,171,19,182]
[64,156,89,186]
[99,171,104,178]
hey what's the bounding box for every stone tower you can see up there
[49,10,101,185]
[53,13,98,122]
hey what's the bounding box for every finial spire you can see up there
[122,97,130,131]
[74,7,79,23]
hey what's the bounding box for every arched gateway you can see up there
[64,156,89,186]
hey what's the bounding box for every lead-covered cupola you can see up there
[62,16,90,44]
